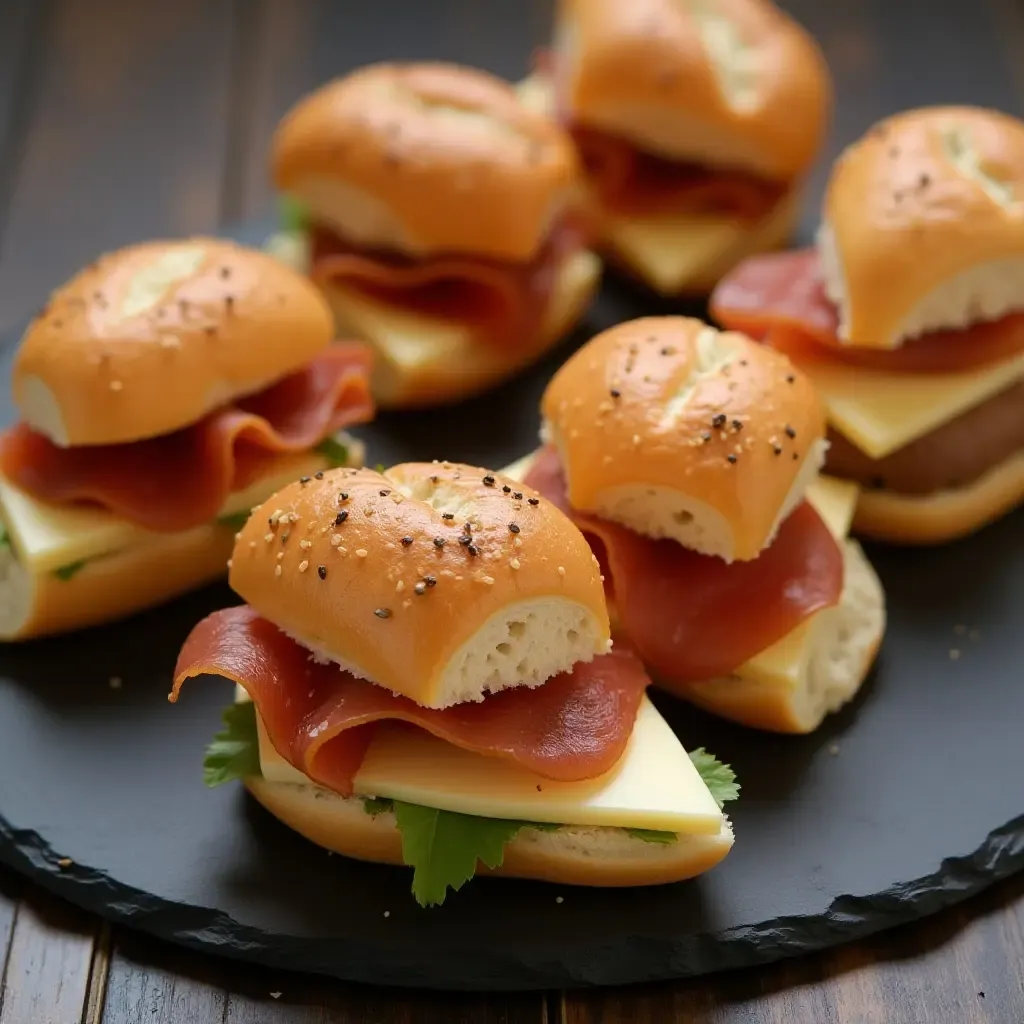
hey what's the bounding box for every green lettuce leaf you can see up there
[280,195,308,234]
[315,436,350,468]
[216,510,251,531]
[624,827,677,844]
[203,702,261,787]
[53,559,87,581]
[392,802,528,907]
[689,748,740,808]
[361,796,394,817]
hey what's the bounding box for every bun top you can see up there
[541,317,826,562]
[555,0,830,180]
[819,106,1024,348]
[229,463,611,709]
[272,62,579,263]
[13,239,335,447]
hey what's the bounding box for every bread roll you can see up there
[229,463,611,708]
[273,62,579,262]
[13,239,335,447]
[818,106,1024,349]
[541,316,826,561]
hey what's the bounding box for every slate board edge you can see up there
[1,811,1021,992]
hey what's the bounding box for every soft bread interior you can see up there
[818,222,1024,348]
[682,538,886,733]
[265,231,600,409]
[287,595,611,709]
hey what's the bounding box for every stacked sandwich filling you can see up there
[711,107,1024,541]
[171,463,737,905]
[0,238,373,639]
[519,316,885,733]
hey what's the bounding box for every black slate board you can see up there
[0,0,1023,992]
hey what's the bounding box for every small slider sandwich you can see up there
[508,317,886,734]
[712,107,1024,543]
[518,0,830,296]
[269,62,601,409]
[170,463,738,907]
[0,239,373,639]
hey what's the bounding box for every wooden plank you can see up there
[0,889,96,1024]
[562,875,1024,1023]
[0,0,238,332]
[99,930,226,1024]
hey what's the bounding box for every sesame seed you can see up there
[442,513,454,521]
[467,544,479,556]
[773,445,783,456]
[433,537,446,549]
[632,434,642,446]
[480,575,495,585]
[264,533,274,543]
[277,552,285,561]
[338,547,347,556]
[557,566,566,576]
[701,431,712,443]
[610,388,621,399]
[785,374,795,384]
[784,425,796,439]
[339,492,349,502]
[330,534,342,547]
[424,575,437,587]
[315,471,324,480]
[731,419,743,431]
[792,453,799,461]
[502,485,512,494]
[396,580,404,592]
[510,558,521,569]
[508,523,520,534]
[513,492,523,500]
[335,511,348,526]
[414,582,427,595]
[356,548,368,558]
[712,413,726,429]
[300,539,311,550]
[458,534,472,546]
[726,454,738,464]
[660,346,676,356]
[401,536,413,546]
[299,560,309,572]
[317,565,327,580]
[274,565,283,577]
[110,380,123,392]
[482,475,496,487]
[514,537,522,548]
[528,497,539,506]
[374,608,392,619]
[299,476,311,485]
[364,507,375,516]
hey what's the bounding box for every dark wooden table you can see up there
[1,1,1023,1020]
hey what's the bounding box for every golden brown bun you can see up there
[851,449,1024,544]
[229,463,611,708]
[245,777,734,888]
[13,239,334,447]
[678,539,885,733]
[0,447,353,640]
[272,63,579,263]
[819,106,1024,349]
[541,316,827,561]
[556,0,830,179]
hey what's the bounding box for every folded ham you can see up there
[309,216,588,349]
[171,605,651,793]
[0,345,373,533]
[711,249,1024,373]
[524,445,843,684]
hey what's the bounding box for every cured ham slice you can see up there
[712,249,1024,373]
[524,446,843,683]
[309,217,588,348]
[171,606,650,794]
[0,345,373,533]
[570,126,786,222]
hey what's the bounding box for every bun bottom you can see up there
[667,540,886,733]
[850,450,1024,544]
[244,776,734,888]
[266,231,601,410]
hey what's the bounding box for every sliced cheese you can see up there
[0,435,362,573]
[805,475,859,540]
[246,690,723,835]
[805,352,1024,460]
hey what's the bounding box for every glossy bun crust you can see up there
[13,239,334,446]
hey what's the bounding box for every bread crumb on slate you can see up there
[949,648,962,661]
[57,857,73,869]
[108,676,122,690]
[828,743,840,756]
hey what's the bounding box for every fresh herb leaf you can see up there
[374,463,386,474]
[280,195,308,234]
[361,796,394,817]
[392,802,526,907]
[53,559,87,581]
[0,526,9,549]
[217,510,251,530]
[315,436,350,468]
[624,827,677,844]
[203,702,261,787]
[689,748,740,808]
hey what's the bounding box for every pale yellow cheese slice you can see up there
[243,688,723,835]
[805,352,1024,460]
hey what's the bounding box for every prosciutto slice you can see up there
[524,446,844,684]
[171,606,651,794]
[711,248,1024,373]
[0,345,373,533]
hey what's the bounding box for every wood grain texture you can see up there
[0,0,238,332]
[0,886,96,1024]
[562,874,1024,1024]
